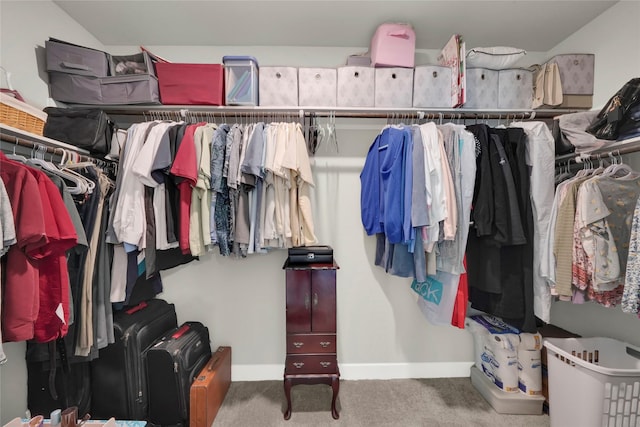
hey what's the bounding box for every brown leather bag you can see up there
[190,346,232,427]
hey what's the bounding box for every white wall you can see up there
[1,0,639,422]
[547,0,640,346]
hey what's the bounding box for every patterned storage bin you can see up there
[413,65,452,108]
[545,53,595,109]
[337,66,375,107]
[498,69,533,109]
[547,54,595,95]
[298,68,337,107]
[465,68,498,109]
[259,66,298,106]
[374,68,413,108]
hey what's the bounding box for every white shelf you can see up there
[0,123,90,155]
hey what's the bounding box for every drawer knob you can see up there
[293,362,305,369]
[276,72,282,79]
[293,342,304,348]
[320,341,331,348]
[320,361,332,368]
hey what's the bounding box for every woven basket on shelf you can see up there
[0,93,47,136]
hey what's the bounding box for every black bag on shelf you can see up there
[551,118,575,155]
[287,245,333,264]
[43,107,115,155]
[586,78,640,140]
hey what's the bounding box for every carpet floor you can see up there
[213,378,549,426]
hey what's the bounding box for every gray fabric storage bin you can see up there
[110,52,156,77]
[48,72,160,104]
[48,72,103,104]
[100,74,160,104]
[46,38,110,77]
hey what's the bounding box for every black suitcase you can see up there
[146,321,212,426]
[91,299,178,420]
[287,245,333,264]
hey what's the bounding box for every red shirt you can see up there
[27,167,77,342]
[170,123,203,254]
[0,153,47,342]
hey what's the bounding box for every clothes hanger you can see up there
[59,149,96,193]
[5,137,28,162]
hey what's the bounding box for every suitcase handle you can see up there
[125,301,148,315]
[172,324,190,339]
[206,347,226,371]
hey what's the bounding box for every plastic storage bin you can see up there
[544,337,640,427]
[470,366,545,415]
[223,56,258,106]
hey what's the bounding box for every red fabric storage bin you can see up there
[155,63,223,105]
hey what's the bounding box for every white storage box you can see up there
[337,66,375,107]
[374,68,413,108]
[465,68,499,109]
[544,337,640,427]
[298,67,337,107]
[471,366,545,415]
[498,69,533,109]
[413,65,452,108]
[259,66,298,106]
[223,55,259,106]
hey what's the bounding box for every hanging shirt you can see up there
[241,122,266,254]
[112,121,158,249]
[511,121,555,323]
[210,124,230,245]
[360,126,413,245]
[419,123,446,252]
[27,167,78,343]
[170,122,205,254]
[0,178,15,363]
[291,122,317,247]
[189,124,215,256]
[0,153,47,342]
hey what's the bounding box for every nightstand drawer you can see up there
[287,334,336,354]
[285,355,337,374]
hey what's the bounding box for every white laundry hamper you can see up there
[544,337,640,427]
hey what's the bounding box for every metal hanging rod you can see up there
[554,136,640,164]
[73,105,577,120]
[0,130,105,164]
